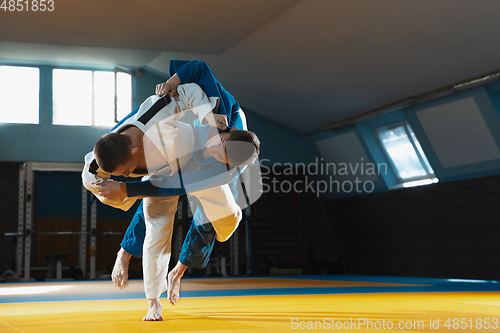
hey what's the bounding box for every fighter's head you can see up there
[205,129,260,167]
[94,133,138,177]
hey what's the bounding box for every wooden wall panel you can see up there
[323,174,500,279]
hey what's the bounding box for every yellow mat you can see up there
[1,292,500,333]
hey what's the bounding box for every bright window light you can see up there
[117,71,133,121]
[53,69,93,126]
[93,71,115,127]
[408,123,434,174]
[403,178,439,188]
[375,121,437,186]
[447,278,498,284]
[53,69,132,127]
[0,66,39,124]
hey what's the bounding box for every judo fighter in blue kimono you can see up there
[82,59,261,321]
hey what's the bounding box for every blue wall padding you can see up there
[35,171,139,220]
[35,171,83,218]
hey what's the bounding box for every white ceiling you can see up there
[2,0,500,133]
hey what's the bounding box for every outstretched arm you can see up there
[98,162,241,199]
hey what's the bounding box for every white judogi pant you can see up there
[142,184,242,299]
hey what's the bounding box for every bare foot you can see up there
[167,269,182,305]
[143,298,163,321]
[111,248,131,288]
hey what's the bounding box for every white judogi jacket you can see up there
[81,83,219,211]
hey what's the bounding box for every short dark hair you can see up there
[225,130,260,167]
[93,133,132,173]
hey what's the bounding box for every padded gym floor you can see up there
[1,275,500,333]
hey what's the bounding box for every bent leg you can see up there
[179,200,216,269]
[167,261,188,305]
[120,200,146,257]
[112,200,145,288]
[191,184,242,242]
[112,247,132,288]
[165,186,241,306]
[167,200,215,305]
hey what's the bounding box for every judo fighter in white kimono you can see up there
[82,61,261,321]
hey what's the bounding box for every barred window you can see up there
[53,69,132,127]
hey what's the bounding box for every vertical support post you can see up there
[56,260,62,280]
[16,164,25,277]
[23,163,34,281]
[175,200,184,262]
[79,186,88,277]
[186,199,193,275]
[187,199,192,219]
[231,229,239,276]
[245,207,254,275]
[113,69,118,123]
[90,198,97,279]
[220,257,227,276]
